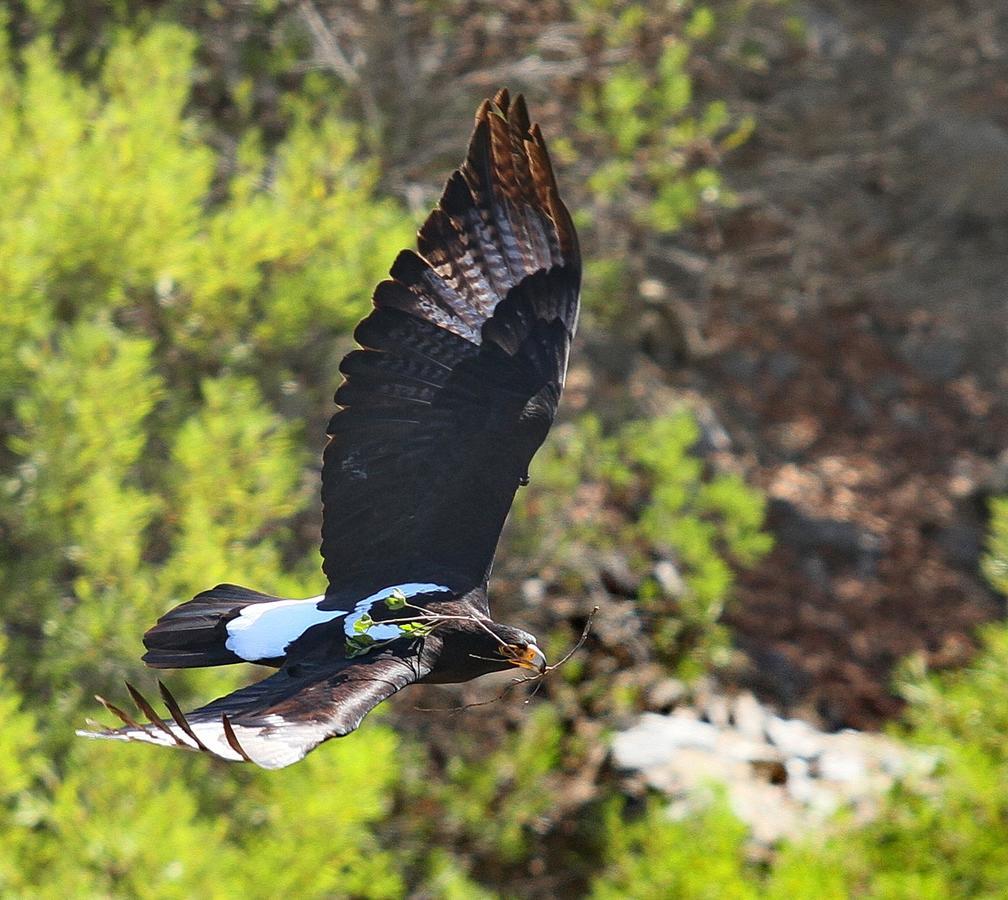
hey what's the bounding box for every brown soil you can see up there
[673,0,1008,727]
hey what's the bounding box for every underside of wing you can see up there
[321,90,581,597]
[78,651,428,769]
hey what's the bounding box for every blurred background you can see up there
[1,0,1007,896]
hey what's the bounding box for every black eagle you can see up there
[78,90,581,769]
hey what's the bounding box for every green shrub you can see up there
[0,8,781,897]
[0,21,413,896]
[590,795,758,900]
[433,705,565,863]
[510,412,772,677]
[982,496,1008,596]
[573,0,753,237]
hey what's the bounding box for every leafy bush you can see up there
[590,795,758,900]
[566,0,762,327]
[0,21,413,895]
[510,412,772,676]
[982,495,1008,596]
[574,1,753,236]
[434,705,565,863]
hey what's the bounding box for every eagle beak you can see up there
[507,643,547,674]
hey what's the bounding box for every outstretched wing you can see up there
[78,649,428,769]
[321,90,581,600]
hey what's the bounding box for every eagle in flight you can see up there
[79,90,581,769]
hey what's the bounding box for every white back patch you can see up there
[344,583,451,640]
[223,583,452,662]
[225,595,337,661]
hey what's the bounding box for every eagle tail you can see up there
[142,584,284,669]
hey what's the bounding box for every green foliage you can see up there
[0,20,414,895]
[0,7,788,898]
[0,22,409,412]
[574,0,754,236]
[510,412,771,676]
[1,728,404,898]
[435,705,565,863]
[982,496,1008,595]
[590,795,758,900]
[385,588,408,610]
[763,617,1008,898]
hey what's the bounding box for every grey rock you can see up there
[908,116,1008,224]
[654,560,686,598]
[937,523,983,570]
[767,351,801,381]
[720,349,759,380]
[613,691,938,848]
[771,499,886,565]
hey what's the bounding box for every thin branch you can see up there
[297,0,359,84]
[296,0,383,136]
[413,607,599,715]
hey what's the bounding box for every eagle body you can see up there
[79,90,580,768]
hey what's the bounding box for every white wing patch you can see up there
[344,583,451,640]
[225,595,337,661]
[223,584,452,662]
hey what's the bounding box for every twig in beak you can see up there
[413,607,598,714]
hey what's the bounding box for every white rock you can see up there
[704,694,732,729]
[785,757,814,803]
[766,715,823,759]
[726,780,801,846]
[611,714,677,770]
[817,748,867,784]
[612,691,938,849]
[611,713,719,771]
[732,692,767,741]
[716,731,780,765]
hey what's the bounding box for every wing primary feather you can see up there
[125,681,187,746]
[221,715,254,763]
[158,680,211,752]
[95,694,145,733]
[493,86,510,112]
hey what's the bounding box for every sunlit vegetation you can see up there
[2,2,1007,896]
[510,412,772,677]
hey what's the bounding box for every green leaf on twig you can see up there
[384,589,407,610]
[400,621,434,638]
[345,634,376,657]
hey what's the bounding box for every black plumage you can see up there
[79,90,580,768]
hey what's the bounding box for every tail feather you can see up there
[143,584,284,669]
